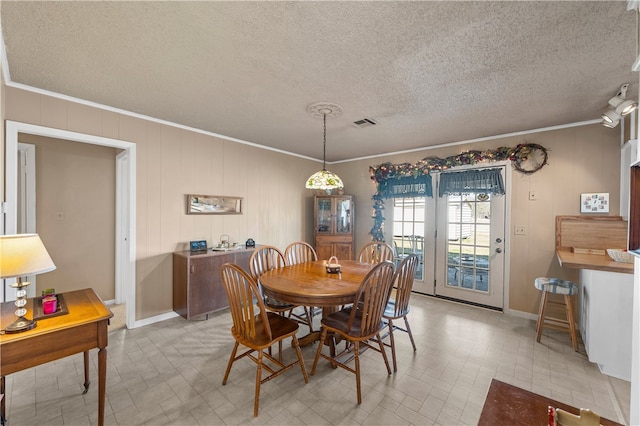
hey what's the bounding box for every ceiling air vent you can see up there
[352,118,377,128]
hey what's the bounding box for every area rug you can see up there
[478,379,622,426]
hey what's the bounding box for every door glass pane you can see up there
[445,193,491,293]
[335,198,352,233]
[317,198,331,233]
[392,197,425,280]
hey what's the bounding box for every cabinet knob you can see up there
[190,265,195,273]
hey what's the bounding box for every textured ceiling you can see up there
[1,1,637,162]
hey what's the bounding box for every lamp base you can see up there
[4,316,37,333]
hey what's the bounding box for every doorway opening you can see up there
[3,121,137,329]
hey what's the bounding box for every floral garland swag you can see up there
[368,143,548,242]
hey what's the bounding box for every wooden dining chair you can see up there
[249,245,313,330]
[548,406,601,426]
[284,241,318,265]
[284,241,319,323]
[219,263,308,417]
[382,253,419,372]
[310,260,396,404]
[358,242,395,264]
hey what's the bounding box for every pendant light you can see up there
[305,102,344,192]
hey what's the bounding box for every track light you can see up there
[608,83,637,116]
[601,83,637,128]
[601,109,621,128]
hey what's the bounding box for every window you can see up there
[392,197,425,280]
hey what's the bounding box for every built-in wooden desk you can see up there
[0,288,112,426]
[555,215,634,381]
[556,249,633,274]
[555,215,632,273]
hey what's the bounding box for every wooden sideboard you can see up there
[173,247,253,320]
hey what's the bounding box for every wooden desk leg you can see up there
[82,351,91,394]
[98,347,106,426]
[1,375,6,426]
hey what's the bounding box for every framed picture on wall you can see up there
[187,194,242,215]
[580,193,609,213]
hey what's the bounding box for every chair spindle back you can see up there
[284,241,318,265]
[346,260,395,337]
[249,245,286,280]
[358,242,395,264]
[390,254,419,318]
[220,263,272,342]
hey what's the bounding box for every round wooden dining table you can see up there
[259,259,374,346]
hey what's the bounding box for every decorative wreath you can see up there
[368,143,548,241]
[369,143,548,183]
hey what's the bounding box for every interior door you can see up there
[434,168,506,309]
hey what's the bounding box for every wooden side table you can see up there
[0,288,112,426]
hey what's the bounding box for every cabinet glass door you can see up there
[317,198,332,233]
[335,198,352,233]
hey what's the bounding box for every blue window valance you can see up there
[438,168,505,197]
[378,175,433,199]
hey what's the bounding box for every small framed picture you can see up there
[187,194,242,215]
[190,240,207,252]
[580,193,609,213]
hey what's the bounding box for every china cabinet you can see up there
[314,195,354,260]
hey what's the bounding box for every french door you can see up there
[391,165,506,310]
[434,181,505,309]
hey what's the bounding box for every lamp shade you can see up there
[306,169,344,190]
[0,234,56,279]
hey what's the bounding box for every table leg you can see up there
[98,347,106,426]
[1,375,5,426]
[82,351,91,394]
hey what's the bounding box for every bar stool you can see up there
[534,277,578,351]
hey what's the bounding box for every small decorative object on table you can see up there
[326,256,341,274]
[41,288,57,314]
[190,240,207,252]
[606,249,634,263]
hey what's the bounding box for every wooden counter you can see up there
[555,216,634,381]
[555,215,633,274]
[556,249,633,274]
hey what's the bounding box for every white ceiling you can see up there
[1,1,637,162]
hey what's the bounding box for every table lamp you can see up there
[0,234,56,333]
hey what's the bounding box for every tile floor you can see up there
[2,294,631,425]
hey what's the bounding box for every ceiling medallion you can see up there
[306,102,343,119]
[305,102,344,193]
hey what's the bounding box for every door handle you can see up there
[495,248,503,253]
[495,238,502,243]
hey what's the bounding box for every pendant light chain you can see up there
[323,113,327,170]
[304,101,344,190]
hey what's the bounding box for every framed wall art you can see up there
[580,192,609,214]
[187,194,243,215]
